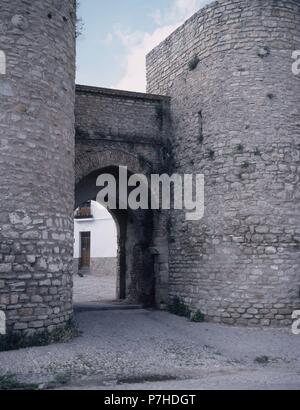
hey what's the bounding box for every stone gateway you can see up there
[0,0,300,344]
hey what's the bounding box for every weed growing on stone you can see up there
[254,355,270,365]
[155,102,165,129]
[190,310,205,323]
[208,149,215,160]
[254,147,261,156]
[188,55,200,71]
[236,144,244,153]
[257,46,270,58]
[47,371,72,388]
[0,317,80,352]
[75,1,84,38]
[241,161,250,169]
[168,296,191,318]
[0,374,39,390]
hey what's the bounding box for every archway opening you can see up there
[73,200,119,304]
[74,165,156,308]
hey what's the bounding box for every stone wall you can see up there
[0,0,76,335]
[90,257,117,277]
[146,0,300,326]
[74,257,117,277]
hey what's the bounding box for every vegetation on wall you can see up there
[75,0,84,38]
[155,102,170,131]
[0,374,39,391]
[241,161,250,169]
[236,144,244,153]
[188,55,200,71]
[0,318,80,352]
[168,297,206,323]
[198,111,204,144]
[190,310,205,323]
[254,147,261,156]
[155,102,164,122]
[161,138,176,174]
[169,296,191,318]
[257,46,270,58]
[208,149,215,160]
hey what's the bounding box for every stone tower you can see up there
[0,0,76,336]
[147,0,300,326]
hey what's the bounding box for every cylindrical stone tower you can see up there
[0,0,75,339]
[147,0,300,326]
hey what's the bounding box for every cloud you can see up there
[114,26,145,48]
[114,24,177,92]
[149,0,205,26]
[113,0,212,92]
[103,32,113,46]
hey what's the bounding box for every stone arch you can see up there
[75,151,157,307]
[75,149,152,185]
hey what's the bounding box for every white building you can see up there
[0,50,6,75]
[74,201,117,276]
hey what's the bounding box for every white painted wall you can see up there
[0,50,6,75]
[0,310,6,335]
[74,201,117,259]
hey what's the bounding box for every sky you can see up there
[76,0,213,92]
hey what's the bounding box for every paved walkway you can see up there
[73,273,117,304]
[0,309,299,390]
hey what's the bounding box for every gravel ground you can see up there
[0,309,299,390]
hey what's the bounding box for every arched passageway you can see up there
[75,86,171,311]
[75,165,157,307]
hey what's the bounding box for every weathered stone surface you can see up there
[0,0,75,334]
[146,0,300,326]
